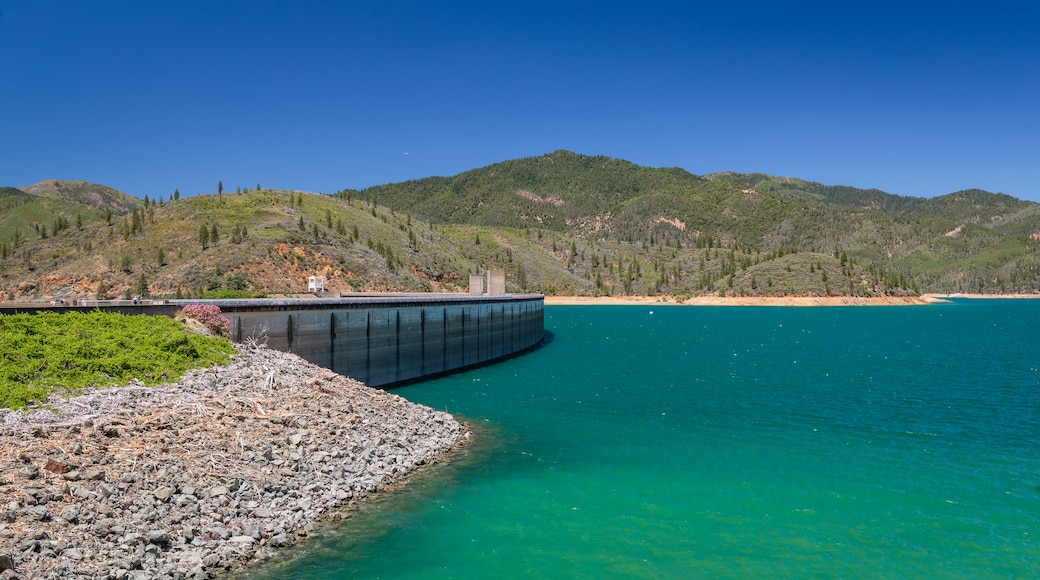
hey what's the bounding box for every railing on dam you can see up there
[1,294,546,389]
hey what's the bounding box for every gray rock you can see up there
[16,466,38,480]
[174,494,196,507]
[82,468,106,481]
[67,484,92,499]
[97,482,118,497]
[207,526,230,540]
[58,506,80,523]
[153,487,174,502]
[63,547,83,560]
[25,506,48,522]
[207,486,227,498]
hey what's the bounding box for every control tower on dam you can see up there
[179,293,545,388]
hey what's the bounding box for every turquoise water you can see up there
[246,300,1040,578]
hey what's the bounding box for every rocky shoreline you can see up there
[0,345,465,579]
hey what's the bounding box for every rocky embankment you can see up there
[0,346,465,579]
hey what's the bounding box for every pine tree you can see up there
[137,272,149,297]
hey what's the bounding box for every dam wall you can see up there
[213,295,545,387]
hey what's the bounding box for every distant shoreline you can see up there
[543,294,1039,306]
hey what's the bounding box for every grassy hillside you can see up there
[0,188,505,300]
[20,180,141,213]
[1,180,141,266]
[3,154,1040,299]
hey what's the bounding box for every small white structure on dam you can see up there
[308,275,326,294]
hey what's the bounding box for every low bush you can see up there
[0,311,235,410]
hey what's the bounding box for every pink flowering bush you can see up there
[179,304,231,338]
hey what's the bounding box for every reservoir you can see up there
[241,299,1040,578]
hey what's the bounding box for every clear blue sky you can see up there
[2,1,1038,201]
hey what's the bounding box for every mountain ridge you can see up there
[3,153,1039,300]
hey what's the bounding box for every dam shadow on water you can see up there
[239,301,1040,579]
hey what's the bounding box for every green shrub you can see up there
[0,311,235,410]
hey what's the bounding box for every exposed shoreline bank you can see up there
[0,345,465,579]
[543,295,939,306]
[543,294,1038,306]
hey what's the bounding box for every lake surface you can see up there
[243,299,1040,578]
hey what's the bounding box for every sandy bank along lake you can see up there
[543,294,947,306]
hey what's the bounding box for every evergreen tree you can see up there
[218,180,223,197]
[173,188,180,201]
[137,272,149,298]
[199,224,209,249]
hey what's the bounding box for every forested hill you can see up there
[2,154,1040,301]
[347,150,1040,294]
[354,150,708,231]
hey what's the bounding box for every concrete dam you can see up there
[209,294,545,387]
[184,293,545,388]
